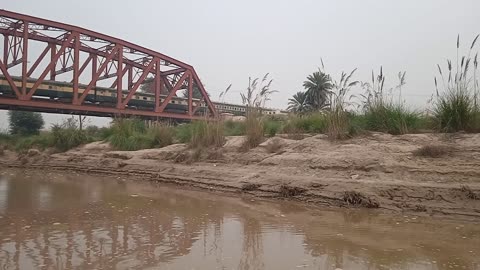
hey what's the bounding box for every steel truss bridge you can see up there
[0,9,219,121]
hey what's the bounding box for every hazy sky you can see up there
[1,0,479,130]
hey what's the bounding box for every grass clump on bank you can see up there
[283,113,327,134]
[413,144,454,158]
[361,69,420,135]
[10,118,91,152]
[189,120,225,148]
[434,81,479,132]
[241,110,264,150]
[433,35,480,133]
[108,119,175,151]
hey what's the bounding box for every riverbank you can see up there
[1,132,480,220]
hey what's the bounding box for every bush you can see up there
[51,124,89,152]
[413,145,453,158]
[0,132,13,149]
[175,123,193,143]
[15,133,53,151]
[189,120,224,148]
[363,103,420,135]
[284,113,327,134]
[8,111,44,135]
[241,111,264,150]
[264,119,282,137]
[148,125,174,148]
[85,126,113,140]
[224,120,246,136]
[433,88,476,132]
[107,119,175,151]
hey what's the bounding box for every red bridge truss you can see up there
[0,9,218,120]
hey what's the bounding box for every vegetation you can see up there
[325,69,359,139]
[287,91,310,113]
[433,35,480,132]
[50,119,89,152]
[107,119,176,151]
[238,73,277,150]
[2,36,480,157]
[360,68,421,135]
[189,120,224,148]
[8,111,44,135]
[413,145,454,158]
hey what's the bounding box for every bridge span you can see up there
[0,10,218,121]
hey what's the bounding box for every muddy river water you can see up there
[0,170,479,270]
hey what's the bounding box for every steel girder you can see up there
[0,9,218,120]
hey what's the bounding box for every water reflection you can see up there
[0,170,478,270]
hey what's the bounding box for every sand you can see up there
[1,132,479,220]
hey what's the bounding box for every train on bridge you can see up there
[0,76,286,118]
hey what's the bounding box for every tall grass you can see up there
[434,35,480,132]
[189,120,225,148]
[361,68,420,135]
[108,119,175,151]
[283,113,327,134]
[14,133,53,151]
[224,120,246,136]
[242,110,264,149]
[237,73,277,149]
[51,124,89,152]
[326,69,358,139]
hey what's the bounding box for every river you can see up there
[0,169,479,270]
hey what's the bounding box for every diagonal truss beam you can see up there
[77,45,119,104]
[121,58,157,108]
[0,57,22,97]
[26,32,75,100]
[157,71,189,112]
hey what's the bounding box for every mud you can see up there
[1,132,480,220]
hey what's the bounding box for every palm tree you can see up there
[303,70,333,110]
[287,91,310,113]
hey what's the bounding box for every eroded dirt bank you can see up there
[1,132,480,220]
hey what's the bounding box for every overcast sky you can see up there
[1,0,479,130]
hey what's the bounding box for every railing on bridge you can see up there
[0,9,218,120]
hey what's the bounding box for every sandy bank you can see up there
[1,132,480,220]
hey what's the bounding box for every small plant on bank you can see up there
[265,138,283,153]
[433,35,480,132]
[413,144,454,158]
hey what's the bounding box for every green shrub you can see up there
[84,126,113,140]
[284,113,327,134]
[147,125,174,148]
[326,108,350,139]
[363,103,420,135]
[15,133,53,151]
[108,119,151,151]
[433,88,476,132]
[51,125,89,151]
[176,123,193,143]
[224,120,246,136]
[264,119,282,137]
[8,111,44,136]
[189,120,224,148]
[241,111,264,150]
[0,132,13,149]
